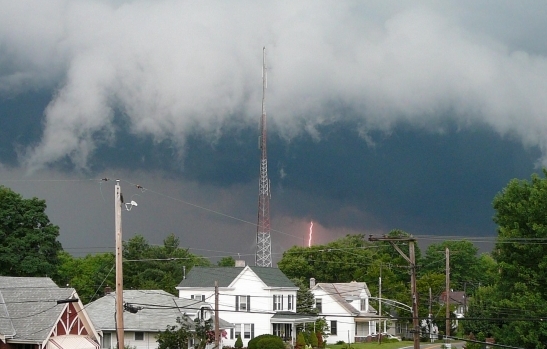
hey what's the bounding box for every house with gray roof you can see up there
[0,276,100,349]
[177,262,316,347]
[86,289,232,349]
[310,279,377,343]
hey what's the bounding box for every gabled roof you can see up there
[86,290,232,333]
[0,276,78,342]
[312,282,376,316]
[440,290,466,305]
[177,266,296,288]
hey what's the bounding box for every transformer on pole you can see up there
[255,47,272,267]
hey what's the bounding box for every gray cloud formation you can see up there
[1,1,547,172]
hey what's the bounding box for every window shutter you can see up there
[236,296,239,311]
[230,329,234,339]
[251,324,254,338]
[273,295,276,311]
[202,295,205,301]
[247,296,251,312]
[281,295,284,310]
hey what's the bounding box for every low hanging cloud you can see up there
[2,1,547,171]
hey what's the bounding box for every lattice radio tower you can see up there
[255,47,272,267]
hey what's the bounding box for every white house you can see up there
[177,262,316,347]
[86,289,232,349]
[310,279,377,344]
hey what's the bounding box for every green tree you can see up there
[278,234,377,283]
[55,251,115,303]
[217,256,236,267]
[156,316,192,349]
[291,278,316,314]
[489,170,547,346]
[123,234,211,294]
[420,240,486,293]
[0,186,63,277]
[234,335,243,349]
[309,331,318,348]
[295,332,306,349]
[193,318,213,349]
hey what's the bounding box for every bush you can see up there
[248,334,278,349]
[335,341,345,345]
[309,332,318,348]
[257,336,285,349]
[295,333,306,349]
[235,335,243,349]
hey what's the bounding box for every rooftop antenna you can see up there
[255,46,272,267]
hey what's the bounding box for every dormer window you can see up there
[360,298,368,311]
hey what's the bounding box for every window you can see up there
[273,294,283,311]
[191,294,205,301]
[135,332,144,341]
[236,295,250,312]
[101,333,112,349]
[330,320,337,335]
[273,323,292,340]
[315,298,322,313]
[244,324,251,339]
[235,324,241,339]
[234,323,254,339]
[360,298,367,311]
[287,295,294,310]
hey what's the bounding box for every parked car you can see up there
[380,332,401,341]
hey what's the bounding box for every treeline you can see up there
[55,234,212,303]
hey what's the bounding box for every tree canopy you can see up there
[486,171,547,346]
[0,186,63,277]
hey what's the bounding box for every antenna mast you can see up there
[255,47,272,267]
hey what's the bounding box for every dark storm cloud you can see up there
[2,1,547,259]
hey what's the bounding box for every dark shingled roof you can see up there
[177,266,296,288]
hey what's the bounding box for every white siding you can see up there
[311,288,356,344]
[178,267,298,347]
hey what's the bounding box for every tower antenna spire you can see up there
[255,47,272,267]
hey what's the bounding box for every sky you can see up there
[0,1,546,264]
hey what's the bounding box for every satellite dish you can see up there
[125,200,138,211]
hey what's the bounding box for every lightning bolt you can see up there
[308,221,314,247]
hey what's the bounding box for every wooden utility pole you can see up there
[378,270,382,344]
[369,235,420,349]
[445,247,450,339]
[115,180,124,349]
[215,281,220,349]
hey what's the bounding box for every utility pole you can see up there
[378,268,382,344]
[115,180,124,349]
[369,235,419,349]
[215,281,220,349]
[445,247,450,341]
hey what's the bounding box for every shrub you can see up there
[309,332,318,348]
[235,335,243,349]
[295,333,306,349]
[335,341,345,345]
[315,332,323,348]
[257,336,285,349]
[248,334,278,349]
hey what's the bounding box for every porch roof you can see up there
[270,312,317,324]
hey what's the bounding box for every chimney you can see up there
[310,277,316,288]
[104,286,112,295]
[235,260,246,267]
